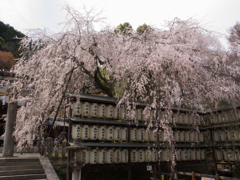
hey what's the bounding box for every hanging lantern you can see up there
[98,104,106,119]
[98,126,106,140]
[138,149,145,162]
[217,113,222,124]
[199,133,204,143]
[106,149,113,164]
[131,149,138,163]
[106,105,114,119]
[225,130,232,141]
[71,124,81,140]
[113,127,121,141]
[227,150,234,161]
[185,132,190,142]
[89,149,98,164]
[73,101,82,117]
[162,150,168,162]
[82,149,89,164]
[187,149,192,161]
[179,113,185,124]
[113,149,121,163]
[219,131,226,142]
[232,130,239,141]
[151,149,158,162]
[136,108,143,121]
[196,115,200,125]
[90,103,98,118]
[184,114,189,125]
[150,130,157,142]
[235,149,240,161]
[113,107,120,119]
[144,130,151,142]
[145,150,151,162]
[196,150,201,160]
[188,115,193,125]
[213,114,218,124]
[81,125,89,140]
[168,150,173,161]
[181,149,188,161]
[176,150,181,161]
[221,150,228,161]
[159,131,164,142]
[82,102,90,118]
[137,128,144,142]
[173,113,179,124]
[195,132,200,143]
[180,131,186,142]
[190,131,195,142]
[106,126,114,141]
[213,131,220,142]
[130,128,137,141]
[191,149,196,160]
[121,127,128,141]
[97,149,106,164]
[121,149,128,163]
[215,150,222,161]
[174,131,181,142]
[120,108,126,120]
[201,150,206,160]
[89,125,98,140]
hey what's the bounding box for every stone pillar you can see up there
[2,101,17,157]
[72,168,81,180]
[44,137,53,159]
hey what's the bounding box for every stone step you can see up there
[0,169,44,176]
[0,174,46,180]
[0,158,39,163]
[0,161,40,166]
[0,165,42,171]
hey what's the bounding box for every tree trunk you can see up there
[2,101,17,157]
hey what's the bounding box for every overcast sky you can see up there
[1,0,240,48]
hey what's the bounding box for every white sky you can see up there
[0,0,240,48]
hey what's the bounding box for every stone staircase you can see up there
[0,157,46,180]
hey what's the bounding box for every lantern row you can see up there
[73,101,208,125]
[215,149,240,161]
[72,124,205,143]
[210,110,240,124]
[213,130,240,142]
[80,148,206,165]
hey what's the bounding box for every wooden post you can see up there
[154,165,157,180]
[128,125,131,180]
[2,101,17,157]
[62,142,66,159]
[192,171,195,180]
[216,174,219,180]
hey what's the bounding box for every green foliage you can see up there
[0,21,25,58]
[114,22,133,36]
[137,23,152,34]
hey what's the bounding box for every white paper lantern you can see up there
[195,132,200,143]
[121,127,128,141]
[150,130,157,142]
[90,103,98,118]
[89,125,98,140]
[213,131,220,142]
[113,107,120,119]
[180,131,186,142]
[71,124,81,140]
[82,150,89,164]
[201,150,206,160]
[98,104,106,119]
[176,150,181,161]
[232,130,240,141]
[215,150,222,161]
[196,150,201,160]
[187,149,192,161]
[162,150,168,162]
[130,128,137,141]
[181,149,188,161]
[217,113,222,124]
[113,149,121,163]
[213,114,218,124]
[137,128,144,142]
[131,149,138,163]
[185,132,190,142]
[175,131,181,142]
[221,150,228,161]
[190,131,195,142]
[179,113,185,124]
[191,149,196,160]
[113,127,121,141]
[106,126,114,141]
[174,113,179,124]
[120,108,126,120]
[184,114,189,124]
[188,115,193,125]
[106,105,114,119]
[225,130,232,141]
[159,131,164,142]
[144,130,151,142]
[145,150,151,162]
[89,149,97,164]
[136,109,143,121]
[81,125,89,140]
[138,149,145,162]
[219,131,226,142]
[106,149,113,164]
[227,150,234,161]
[121,149,128,163]
[235,149,240,161]
[151,149,158,162]
[73,101,81,117]
[82,102,90,118]
[98,126,106,140]
[199,133,204,143]
[97,149,106,164]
